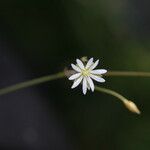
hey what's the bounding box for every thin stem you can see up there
[0,72,65,96]
[0,70,150,96]
[95,86,127,103]
[105,71,150,77]
[95,86,141,114]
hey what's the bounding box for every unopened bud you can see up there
[123,100,141,114]
[81,56,88,62]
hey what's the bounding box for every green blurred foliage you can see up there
[1,0,150,149]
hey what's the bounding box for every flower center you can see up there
[82,69,90,77]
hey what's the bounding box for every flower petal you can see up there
[87,77,94,92]
[69,73,81,80]
[85,58,93,69]
[82,77,87,95]
[71,76,83,89]
[90,74,105,82]
[71,64,81,72]
[89,59,99,70]
[76,59,85,69]
[91,69,107,75]
[87,84,90,90]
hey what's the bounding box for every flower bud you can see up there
[123,100,141,114]
[81,56,88,62]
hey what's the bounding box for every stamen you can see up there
[82,69,90,76]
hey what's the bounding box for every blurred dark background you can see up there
[0,0,150,150]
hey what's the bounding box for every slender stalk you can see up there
[105,71,150,77]
[95,86,141,114]
[95,86,127,102]
[0,70,150,96]
[0,72,65,96]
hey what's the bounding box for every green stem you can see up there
[105,71,150,77]
[0,70,150,96]
[95,86,127,103]
[95,86,141,114]
[0,72,65,96]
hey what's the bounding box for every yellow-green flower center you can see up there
[82,69,90,77]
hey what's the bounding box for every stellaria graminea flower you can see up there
[68,58,107,95]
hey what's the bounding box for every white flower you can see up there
[68,58,107,95]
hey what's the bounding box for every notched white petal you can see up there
[71,64,81,72]
[91,69,107,75]
[85,58,93,69]
[87,77,94,92]
[89,59,99,70]
[82,77,87,95]
[87,84,90,90]
[76,59,85,69]
[71,76,83,89]
[69,73,81,80]
[90,74,105,82]
[69,57,107,94]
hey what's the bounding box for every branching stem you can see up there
[0,70,150,96]
[0,72,65,96]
